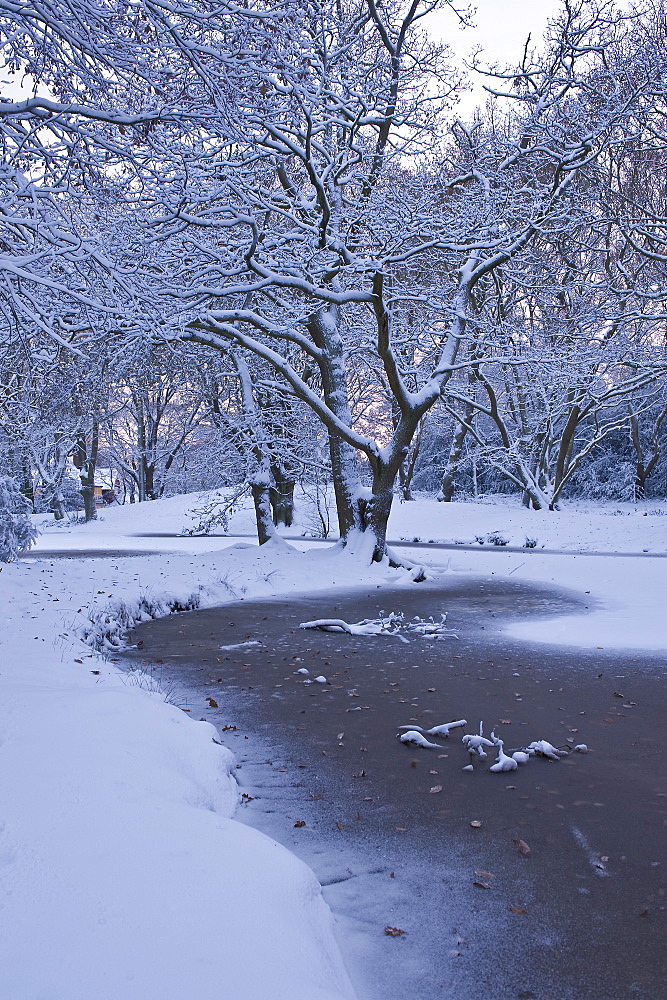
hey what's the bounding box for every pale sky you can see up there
[428,0,562,111]
[431,0,561,62]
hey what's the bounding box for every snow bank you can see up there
[33,489,667,555]
[0,549,360,1000]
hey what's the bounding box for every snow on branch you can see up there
[396,716,589,773]
[299,612,458,639]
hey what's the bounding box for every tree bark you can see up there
[77,419,100,522]
[307,307,366,541]
[269,464,295,527]
[251,481,276,545]
[439,405,474,501]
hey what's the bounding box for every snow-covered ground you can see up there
[1,491,665,999]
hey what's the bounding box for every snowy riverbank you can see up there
[1,492,665,999]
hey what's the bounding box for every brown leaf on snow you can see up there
[429,785,443,794]
[384,926,406,936]
[514,839,531,855]
[293,820,306,828]
[470,820,483,828]
[206,697,218,708]
[475,870,494,879]
[509,906,529,915]
[473,881,492,889]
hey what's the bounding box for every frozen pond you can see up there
[122,577,666,1000]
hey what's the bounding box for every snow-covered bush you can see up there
[0,475,39,561]
[32,478,84,514]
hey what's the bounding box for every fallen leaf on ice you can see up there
[508,906,529,915]
[475,871,494,879]
[514,839,531,855]
[473,881,492,889]
[384,926,406,937]
[206,697,218,708]
[470,819,483,828]
[293,820,306,828]
[429,785,443,793]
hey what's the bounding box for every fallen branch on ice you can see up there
[398,719,467,737]
[299,611,457,639]
[398,730,442,749]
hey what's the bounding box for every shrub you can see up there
[0,475,39,561]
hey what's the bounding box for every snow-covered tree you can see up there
[0,474,38,560]
[160,0,663,557]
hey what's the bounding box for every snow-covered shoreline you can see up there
[1,492,665,999]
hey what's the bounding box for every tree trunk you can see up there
[77,419,100,522]
[439,407,473,501]
[398,417,425,501]
[251,481,276,545]
[553,402,580,497]
[364,484,393,562]
[136,399,147,502]
[308,307,366,541]
[269,465,295,527]
[144,461,156,500]
[21,457,35,509]
[51,491,65,520]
